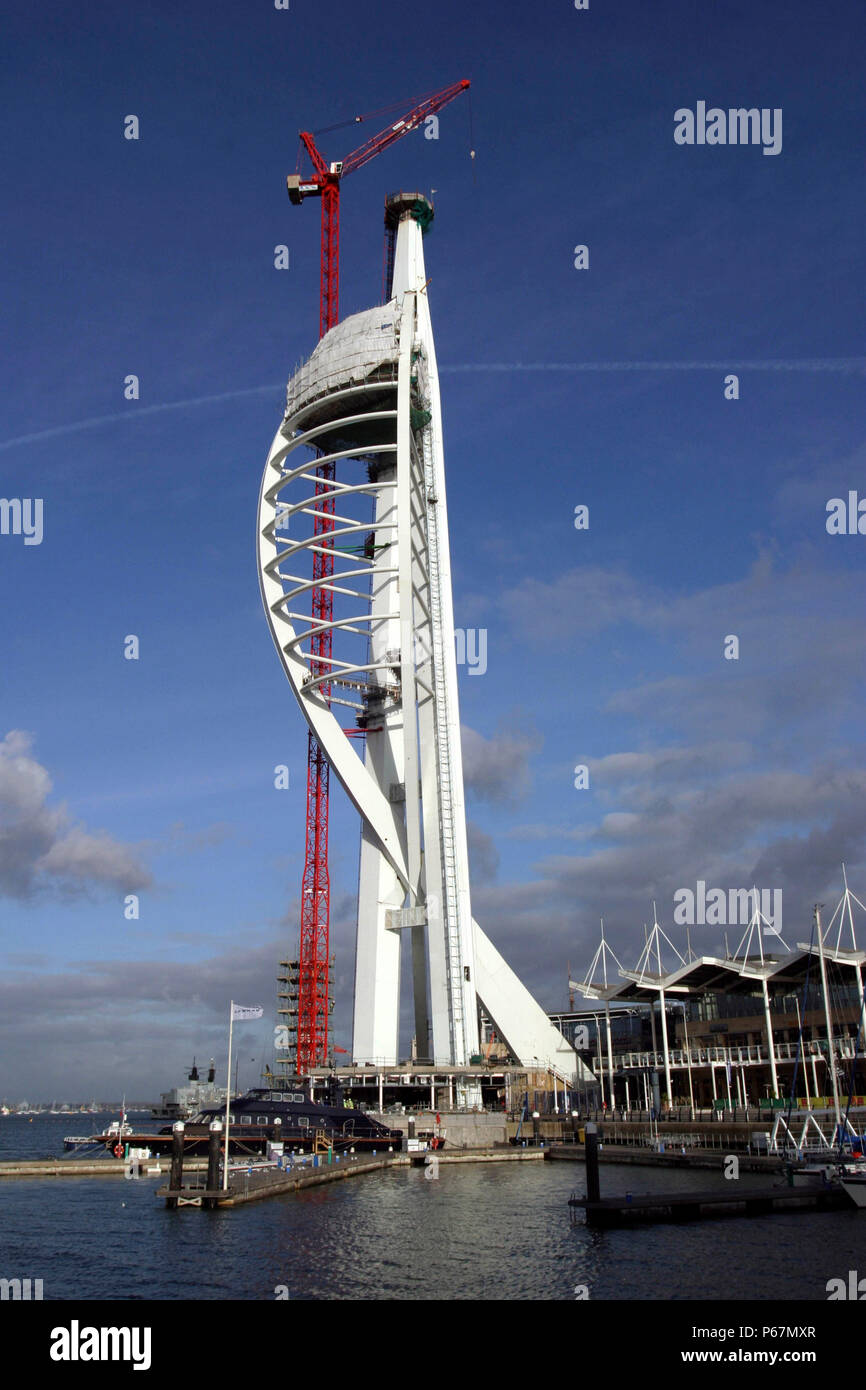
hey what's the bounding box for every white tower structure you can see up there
[258,194,586,1085]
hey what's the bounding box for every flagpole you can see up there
[223,1000,234,1191]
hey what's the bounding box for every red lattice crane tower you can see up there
[285,79,471,1073]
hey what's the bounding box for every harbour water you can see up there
[0,1117,859,1301]
[0,1113,129,1162]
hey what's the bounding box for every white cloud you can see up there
[0,731,151,899]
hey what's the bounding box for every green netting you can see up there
[410,406,432,432]
[410,199,434,234]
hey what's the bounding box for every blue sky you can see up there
[1,0,864,1099]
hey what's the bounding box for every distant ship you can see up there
[150,1058,227,1124]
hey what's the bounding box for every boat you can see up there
[64,1106,135,1153]
[92,1078,403,1156]
[838,1166,866,1208]
[62,1134,106,1151]
[787,1160,838,1188]
[785,1155,866,1206]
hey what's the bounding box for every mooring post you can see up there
[168,1121,185,1208]
[205,1121,223,1208]
[585,1121,600,1205]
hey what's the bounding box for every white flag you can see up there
[232,1004,264,1021]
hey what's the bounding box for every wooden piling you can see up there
[205,1122,222,1209]
[584,1121,600,1204]
[167,1122,185,1209]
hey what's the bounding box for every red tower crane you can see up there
[286,80,471,1075]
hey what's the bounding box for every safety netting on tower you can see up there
[283,303,401,424]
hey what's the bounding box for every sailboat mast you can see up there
[814,905,843,1136]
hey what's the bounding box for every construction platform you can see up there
[306,1063,574,1116]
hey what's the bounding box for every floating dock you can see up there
[161,1153,396,1208]
[570,1184,851,1227]
[0,1157,207,1179]
[160,1146,543,1208]
[546,1143,783,1172]
[568,1122,858,1227]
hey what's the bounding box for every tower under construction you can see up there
[258,191,589,1094]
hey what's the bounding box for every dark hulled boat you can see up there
[94,1078,403,1156]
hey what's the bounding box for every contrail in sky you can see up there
[440,358,866,374]
[0,384,283,454]
[1,359,862,453]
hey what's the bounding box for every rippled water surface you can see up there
[0,1117,859,1300]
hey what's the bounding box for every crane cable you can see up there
[468,84,476,165]
[311,86,454,138]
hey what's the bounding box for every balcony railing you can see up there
[593,1038,861,1071]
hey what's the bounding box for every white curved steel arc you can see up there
[264,450,391,505]
[313,462,396,488]
[278,437,397,478]
[280,480,392,523]
[270,565,400,630]
[266,444,396,505]
[282,381,398,435]
[301,660,400,697]
[263,433,294,475]
[264,433,396,507]
[269,479,396,532]
[265,519,387,574]
[275,565,398,605]
[257,422,410,891]
[282,612,402,653]
[291,505,370,532]
[279,406,398,459]
[283,615,399,648]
